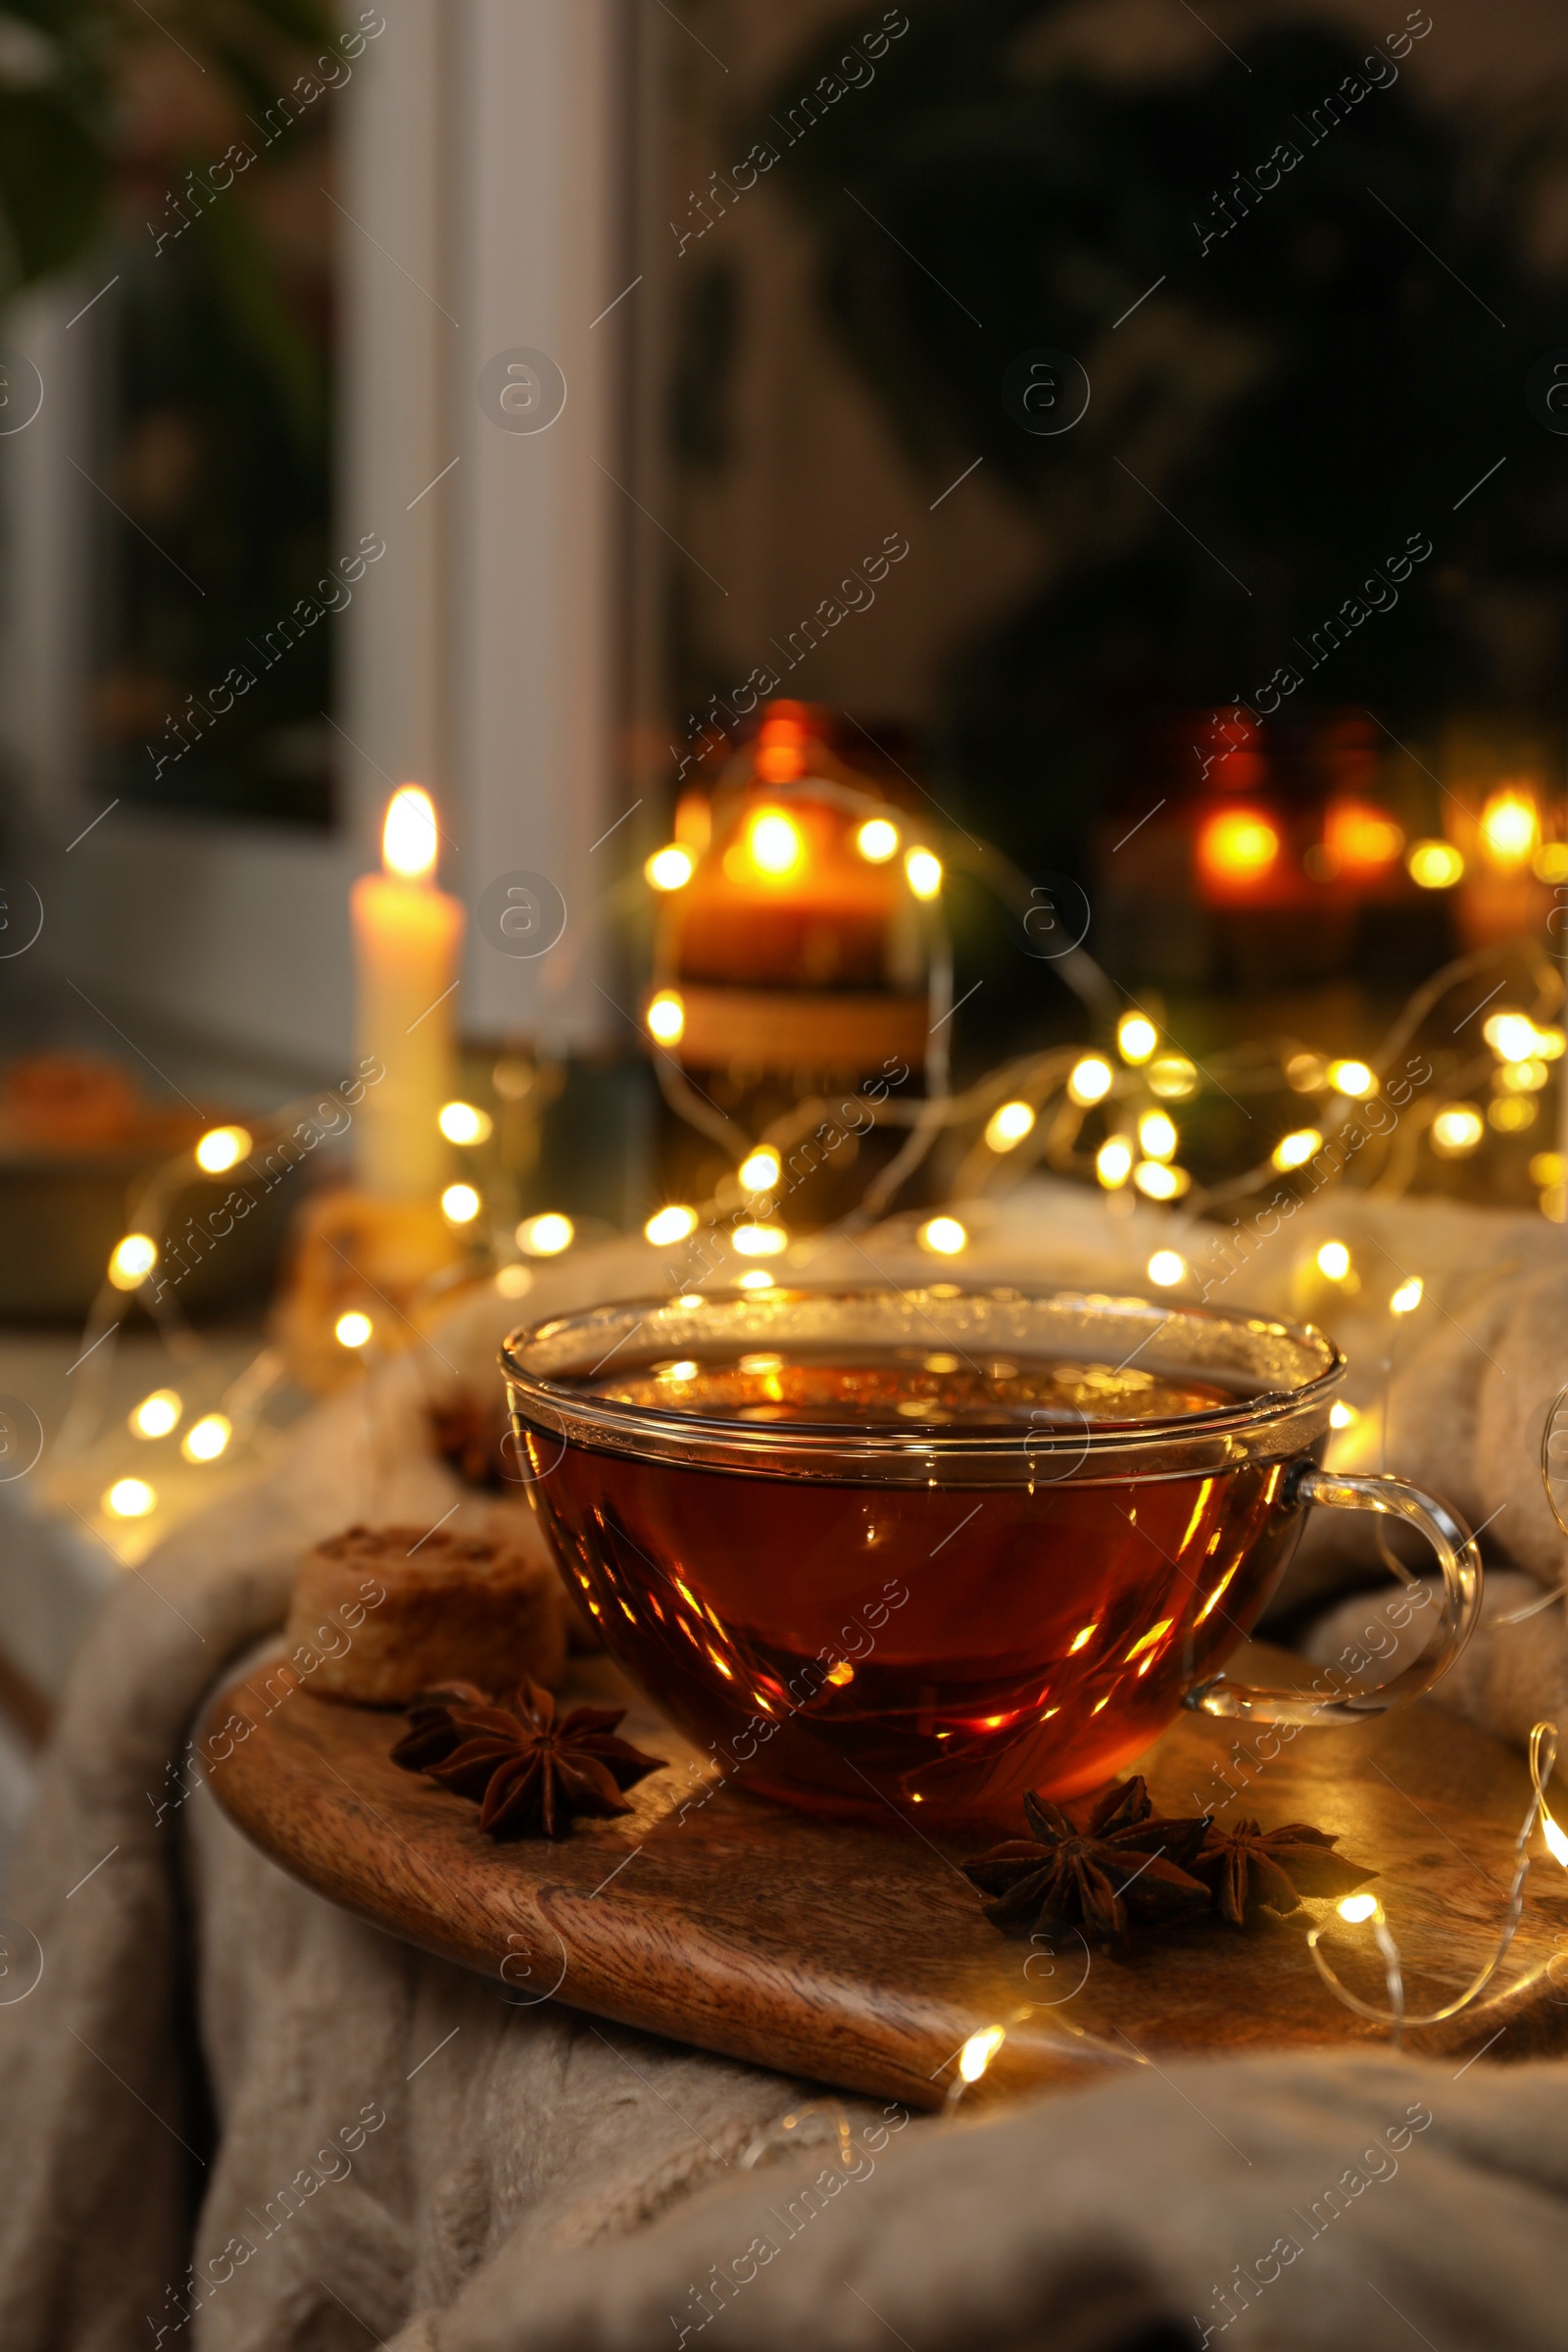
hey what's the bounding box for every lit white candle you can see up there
[351,787,465,1197]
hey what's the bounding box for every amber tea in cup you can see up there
[502,1288,1479,1827]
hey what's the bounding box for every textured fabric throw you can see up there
[3,1188,1568,2349]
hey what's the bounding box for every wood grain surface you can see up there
[200,1647,1568,2111]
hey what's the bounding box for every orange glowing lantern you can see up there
[646,703,930,1073]
[643,702,941,1232]
[1320,800,1404,878]
[1197,807,1281,894]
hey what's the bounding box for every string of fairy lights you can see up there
[628,784,1568,1319]
[65,765,1568,1545]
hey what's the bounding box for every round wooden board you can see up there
[200,1647,1568,2111]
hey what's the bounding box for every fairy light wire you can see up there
[1305,1719,1563,2041]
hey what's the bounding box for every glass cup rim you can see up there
[500,1283,1348,1489]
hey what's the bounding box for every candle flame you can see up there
[383,787,439,881]
[1198,808,1279,884]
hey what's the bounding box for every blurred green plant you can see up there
[0,0,333,291]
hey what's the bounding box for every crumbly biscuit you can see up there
[286,1522,568,1704]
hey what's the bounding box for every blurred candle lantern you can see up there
[1301,712,1406,897]
[1189,709,1285,905]
[643,702,934,1226]
[351,788,465,1197]
[1197,806,1281,896]
[1315,799,1405,885]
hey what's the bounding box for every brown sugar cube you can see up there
[285,1523,567,1705]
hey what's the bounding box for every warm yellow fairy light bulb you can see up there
[739,1146,782,1194]
[1147,1250,1187,1288]
[441,1182,481,1226]
[905,846,943,900]
[1286,1052,1328,1093]
[335,1310,372,1348]
[104,1477,156,1519]
[957,2025,1005,2083]
[195,1125,251,1175]
[646,991,685,1046]
[1096,1136,1134,1189]
[736,1267,775,1289]
[1147,1054,1198,1100]
[1531,1153,1566,1188]
[732,1223,788,1257]
[1134,1161,1188,1200]
[439,1101,492,1146]
[985,1101,1036,1152]
[1484,1010,1538,1064]
[1116,1012,1157,1064]
[1067,1054,1113,1106]
[1390,1275,1423,1315]
[1406,839,1464,889]
[1497,1058,1548,1094]
[495,1263,533,1298]
[748,808,804,877]
[1137,1109,1177,1162]
[645,1204,698,1247]
[1543,1809,1568,1868]
[918,1215,968,1255]
[1329,1399,1358,1429]
[108,1233,159,1291]
[1534,1027,1566,1061]
[1338,1892,1381,1925]
[1431,1103,1484,1157]
[1479,786,1540,871]
[517,1212,574,1257]
[1316,1241,1351,1281]
[181,1412,231,1463]
[646,844,695,891]
[1272,1128,1322,1171]
[129,1390,181,1440]
[856,816,900,863]
[1327,1059,1375,1100]
[382,785,439,880]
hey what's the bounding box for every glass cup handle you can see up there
[1186,1463,1483,1727]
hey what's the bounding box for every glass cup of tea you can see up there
[501,1286,1480,1827]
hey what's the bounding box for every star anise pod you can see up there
[1193,1818,1375,1929]
[962,1777,1210,1942]
[395,1677,664,1838]
[389,1683,490,1773]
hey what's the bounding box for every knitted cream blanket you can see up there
[3,1189,1566,2349]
